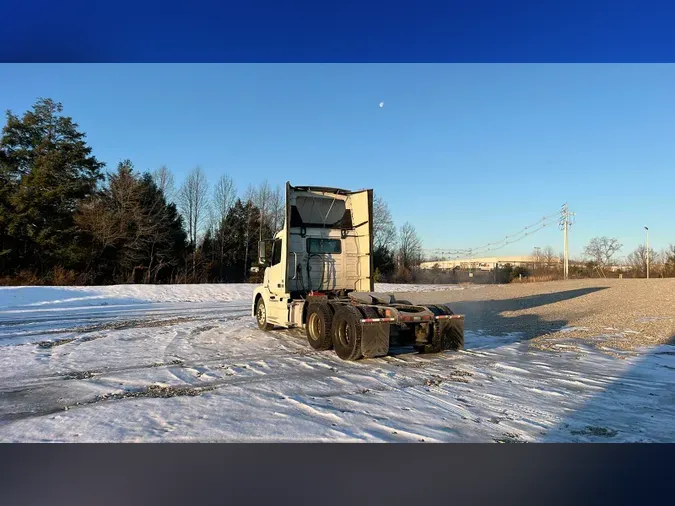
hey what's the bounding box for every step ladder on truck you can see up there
[251,182,465,361]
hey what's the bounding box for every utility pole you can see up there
[559,203,575,280]
[564,216,568,280]
[645,226,649,279]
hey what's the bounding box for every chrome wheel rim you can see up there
[257,301,266,325]
[308,313,321,340]
[337,321,351,347]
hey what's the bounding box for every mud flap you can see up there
[434,317,465,351]
[361,323,390,358]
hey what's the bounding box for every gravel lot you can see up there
[396,279,675,355]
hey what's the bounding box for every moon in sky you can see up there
[379,101,384,108]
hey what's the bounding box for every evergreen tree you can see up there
[215,199,268,282]
[0,98,104,275]
[198,228,219,282]
[219,200,249,282]
[373,245,396,279]
[76,161,187,283]
[136,172,187,283]
[372,194,397,280]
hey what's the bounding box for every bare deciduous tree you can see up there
[246,180,285,245]
[178,167,209,278]
[152,165,175,201]
[373,194,397,251]
[627,244,658,277]
[665,244,675,276]
[213,174,236,222]
[211,174,236,233]
[583,236,622,272]
[178,167,209,247]
[542,246,557,269]
[208,173,237,276]
[398,222,423,269]
[532,247,543,271]
[251,180,274,242]
[268,185,284,235]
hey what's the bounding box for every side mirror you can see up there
[258,240,267,265]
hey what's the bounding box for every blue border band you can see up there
[1,1,675,63]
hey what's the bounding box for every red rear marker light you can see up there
[360,317,395,323]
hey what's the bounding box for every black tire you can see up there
[305,303,334,351]
[255,297,274,331]
[332,306,364,361]
[360,306,380,319]
[394,299,413,305]
[428,304,456,352]
[428,304,462,351]
[428,304,453,316]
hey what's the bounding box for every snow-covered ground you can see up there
[0,282,463,309]
[0,284,673,442]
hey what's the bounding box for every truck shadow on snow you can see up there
[398,285,673,443]
[402,286,610,353]
[393,285,675,442]
[538,332,675,442]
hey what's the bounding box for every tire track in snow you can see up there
[0,366,341,424]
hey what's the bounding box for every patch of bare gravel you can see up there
[392,279,675,353]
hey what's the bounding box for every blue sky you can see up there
[1,64,673,259]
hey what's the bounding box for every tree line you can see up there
[0,98,420,286]
[514,238,675,280]
[11,97,667,287]
[403,235,675,284]
[579,236,675,278]
[530,237,675,279]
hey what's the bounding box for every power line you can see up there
[469,221,554,255]
[430,221,556,260]
[426,207,563,256]
[425,205,564,259]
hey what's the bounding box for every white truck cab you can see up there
[252,182,464,361]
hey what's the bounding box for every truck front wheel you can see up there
[332,306,363,361]
[255,297,274,331]
[305,303,334,351]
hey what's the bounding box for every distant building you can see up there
[420,255,562,271]
[609,264,630,272]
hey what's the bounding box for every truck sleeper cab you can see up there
[252,182,465,361]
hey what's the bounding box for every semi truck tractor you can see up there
[252,182,465,361]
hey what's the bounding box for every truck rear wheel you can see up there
[413,305,445,354]
[332,306,363,361]
[255,297,274,331]
[305,303,334,351]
